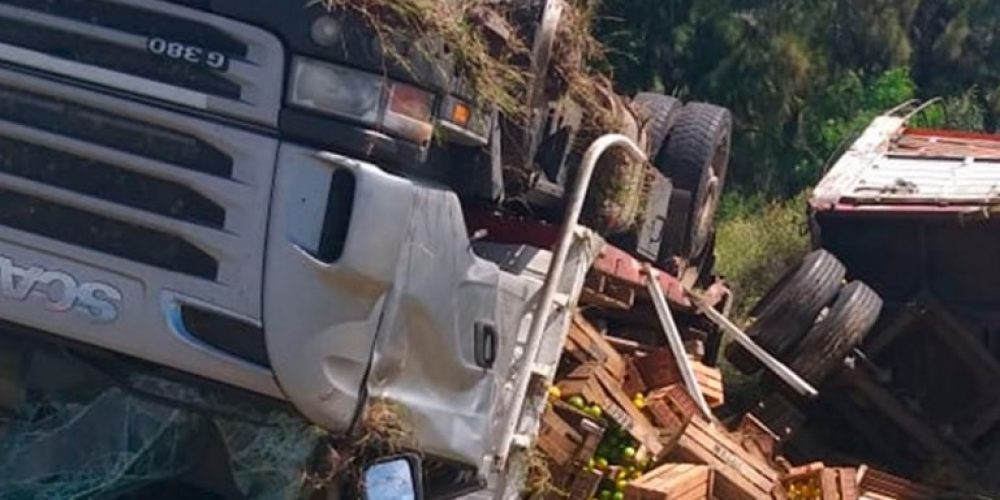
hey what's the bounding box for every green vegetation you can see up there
[589,0,1000,312]
[595,0,1000,198]
[715,193,810,321]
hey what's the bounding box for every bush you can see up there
[715,192,811,322]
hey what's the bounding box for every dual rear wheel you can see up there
[725,249,884,386]
[633,93,732,270]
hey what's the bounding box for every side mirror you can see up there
[362,454,424,500]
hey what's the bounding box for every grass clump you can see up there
[316,0,531,120]
[312,0,653,234]
[715,191,811,322]
[315,0,619,126]
[308,399,417,493]
[523,450,567,499]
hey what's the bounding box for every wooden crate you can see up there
[692,362,724,408]
[632,348,723,408]
[783,463,859,500]
[537,406,585,466]
[734,413,780,464]
[547,465,604,500]
[566,314,627,379]
[627,463,714,500]
[856,466,939,500]
[537,404,605,467]
[634,348,681,389]
[558,363,665,458]
[645,384,698,444]
[671,416,781,500]
[622,357,648,398]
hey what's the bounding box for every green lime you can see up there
[568,395,586,409]
[587,404,603,418]
[599,490,612,500]
[613,492,625,500]
[622,446,636,460]
[615,479,628,491]
[595,457,609,470]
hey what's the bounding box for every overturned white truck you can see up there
[0,0,736,498]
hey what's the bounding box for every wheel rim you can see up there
[693,173,720,251]
[692,132,729,255]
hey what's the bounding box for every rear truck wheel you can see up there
[725,249,846,373]
[658,103,732,259]
[786,281,883,385]
[633,92,683,160]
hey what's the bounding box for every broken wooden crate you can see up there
[626,463,714,500]
[565,313,628,380]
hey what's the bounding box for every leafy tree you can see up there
[594,0,994,198]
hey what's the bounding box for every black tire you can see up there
[786,281,883,385]
[658,103,732,259]
[725,249,846,373]
[633,92,683,160]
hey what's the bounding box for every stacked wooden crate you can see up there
[633,347,724,409]
[626,463,713,499]
[671,416,781,499]
[777,462,946,500]
[536,311,945,500]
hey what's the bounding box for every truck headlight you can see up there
[384,82,434,145]
[288,57,436,145]
[289,58,383,125]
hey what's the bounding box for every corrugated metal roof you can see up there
[812,117,1000,210]
[845,156,1000,204]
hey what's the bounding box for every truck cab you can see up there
[0,0,533,475]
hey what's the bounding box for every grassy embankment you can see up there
[712,192,811,408]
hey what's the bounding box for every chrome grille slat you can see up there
[0,185,220,280]
[0,65,274,314]
[0,118,247,215]
[0,3,149,53]
[0,41,214,109]
[0,0,283,125]
[0,171,240,253]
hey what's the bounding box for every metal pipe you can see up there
[687,290,819,398]
[497,134,647,466]
[644,263,714,421]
